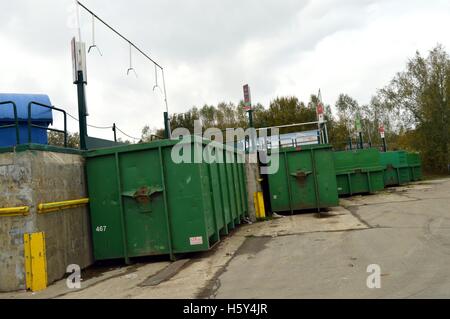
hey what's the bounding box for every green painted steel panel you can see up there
[224,150,238,223]
[407,152,423,181]
[266,144,339,213]
[85,138,247,262]
[218,158,234,231]
[333,149,385,196]
[380,151,411,186]
[237,157,248,218]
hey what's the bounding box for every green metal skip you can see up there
[85,138,247,263]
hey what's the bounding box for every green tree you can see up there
[48,131,80,149]
[141,125,164,143]
[378,44,450,173]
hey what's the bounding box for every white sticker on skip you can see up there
[189,236,203,246]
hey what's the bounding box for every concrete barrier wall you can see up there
[0,148,93,292]
[245,153,262,222]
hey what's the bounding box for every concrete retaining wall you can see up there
[0,149,93,292]
[245,153,262,222]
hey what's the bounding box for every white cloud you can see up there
[1,0,449,140]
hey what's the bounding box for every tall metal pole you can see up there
[367,120,373,148]
[163,111,170,139]
[75,71,88,150]
[161,69,171,139]
[324,123,329,144]
[75,0,82,42]
[247,109,255,153]
[358,132,364,149]
[379,125,387,152]
[248,109,254,128]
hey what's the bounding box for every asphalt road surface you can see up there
[213,178,450,298]
[2,178,449,299]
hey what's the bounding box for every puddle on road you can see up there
[235,237,272,257]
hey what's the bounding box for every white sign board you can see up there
[317,102,325,124]
[71,37,87,83]
[379,125,385,139]
[189,236,203,246]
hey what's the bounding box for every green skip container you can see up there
[85,138,247,263]
[265,144,339,214]
[407,152,423,181]
[380,151,411,186]
[333,149,385,196]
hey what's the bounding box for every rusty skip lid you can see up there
[122,186,163,203]
[290,170,312,179]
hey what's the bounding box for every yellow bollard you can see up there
[253,192,266,220]
[24,232,48,292]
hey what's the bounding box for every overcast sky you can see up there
[1,0,449,140]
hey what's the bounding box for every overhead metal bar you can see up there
[76,1,162,69]
[255,121,327,131]
[76,0,171,126]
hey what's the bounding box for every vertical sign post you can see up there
[72,37,88,150]
[355,115,363,149]
[317,101,325,124]
[317,98,325,144]
[317,90,328,144]
[379,124,387,152]
[243,84,255,153]
[243,84,253,125]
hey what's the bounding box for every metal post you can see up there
[367,121,373,148]
[248,109,253,151]
[248,109,254,128]
[358,132,363,149]
[75,71,88,150]
[161,69,171,139]
[349,137,353,150]
[382,137,387,152]
[113,123,117,142]
[247,109,256,153]
[163,112,170,139]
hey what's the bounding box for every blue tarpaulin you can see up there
[0,93,53,147]
[0,93,53,122]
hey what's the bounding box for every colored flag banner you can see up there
[243,84,252,111]
[317,90,325,124]
[379,125,385,139]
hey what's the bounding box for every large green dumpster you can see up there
[265,144,339,214]
[333,149,385,196]
[85,138,247,263]
[380,151,411,186]
[407,152,422,181]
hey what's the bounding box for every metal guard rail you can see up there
[38,198,90,214]
[0,198,89,217]
[28,101,68,147]
[0,101,20,145]
[0,206,30,217]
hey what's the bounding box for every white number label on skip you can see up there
[96,226,107,232]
